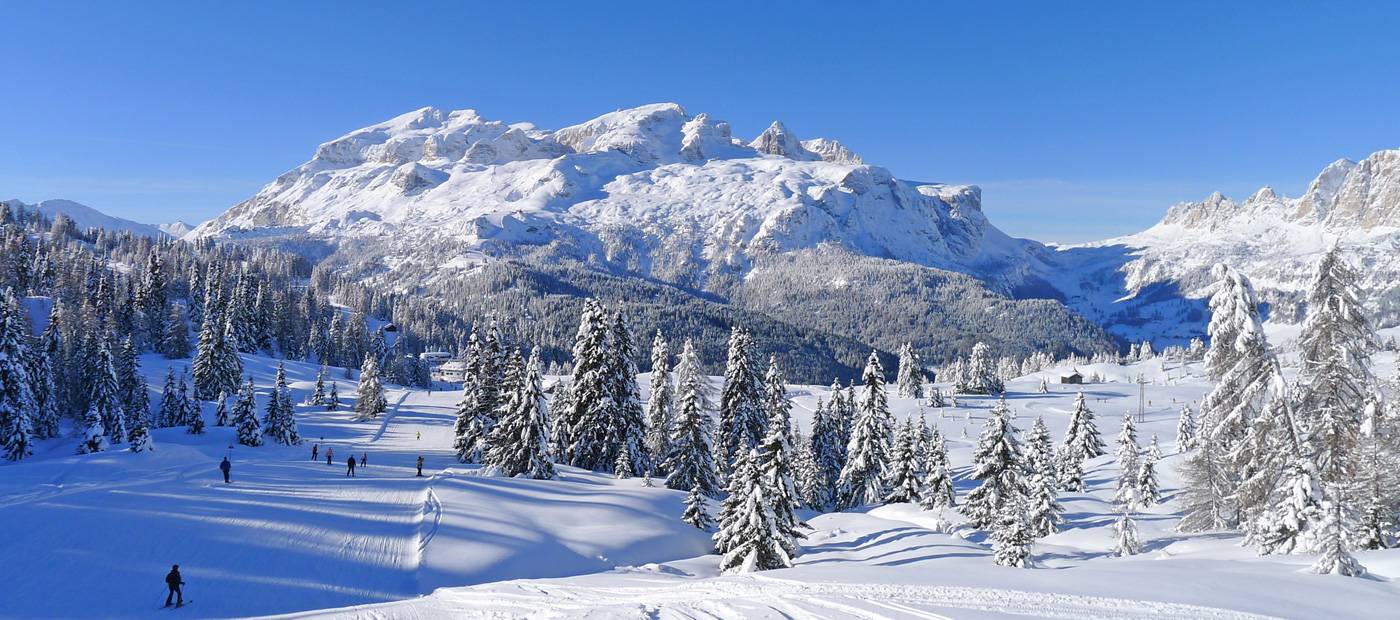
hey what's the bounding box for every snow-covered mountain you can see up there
[2,198,168,238]
[158,220,195,237]
[193,103,1038,291]
[1046,148,1400,342]
[193,104,1114,369]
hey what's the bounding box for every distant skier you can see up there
[416,431,421,441]
[164,564,185,608]
[346,455,357,477]
[361,453,368,467]
[416,456,424,477]
[219,457,231,484]
[326,447,333,466]
[311,444,319,461]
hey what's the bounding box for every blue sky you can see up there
[2,1,1397,242]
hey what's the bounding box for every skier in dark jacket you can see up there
[164,564,185,607]
[219,457,231,484]
[346,455,357,477]
[416,455,424,477]
[311,444,318,461]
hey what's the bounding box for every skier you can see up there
[219,457,231,484]
[416,431,421,441]
[346,455,357,477]
[416,455,424,477]
[311,444,318,461]
[326,447,333,466]
[361,453,368,467]
[164,564,185,608]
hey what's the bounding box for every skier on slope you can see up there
[219,457,231,484]
[163,564,185,608]
[361,453,368,467]
[346,455,357,477]
[311,444,318,461]
[326,447,333,465]
[416,456,424,477]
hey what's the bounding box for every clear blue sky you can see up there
[2,1,1398,242]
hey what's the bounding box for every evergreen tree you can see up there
[715,450,793,574]
[755,384,804,555]
[89,336,126,444]
[645,331,674,471]
[158,367,181,427]
[486,350,554,479]
[837,351,894,508]
[1114,414,1140,506]
[807,398,843,511]
[1025,418,1062,537]
[717,326,765,478]
[309,365,327,406]
[186,404,205,435]
[353,354,387,421]
[605,312,648,475]
[129,420,155,452]
[116,337,149,437]
[883,419,923,504]
[919,432,956,510]
[213,391,230,426]
[162,303,191,359]
[327,382,340,411]
[959,342,1003,395]
[682,483,714,531]
[1176,405,1197,453]
[1061,391,1105,462]
[896,342,925,399]
[559,300,614,470]
[1256,457,1323,555]
[1137,436,1161,509]
[232,378,262,447]
[965,397,1024,530]
[1112,507,1142,557]
[192,313,241,401]
[31,303,63,438]
[263,362,300,445]
[78,401,108,454]
[665,339,719,497]
[0,290,35,460]
[992,498,1033,568]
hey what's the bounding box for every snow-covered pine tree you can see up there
[1355,400,1397,550]
[756,395,805,555]
[605,311,648,475]
[717,326,765,479]
[961,342,1004,395]
[805,398,841,510]
[353,354,387,421]
[1311,489,1366,577]
[1056,442,1086,493]
[715,450,793,574]
[1112,506,1141,557]
[1024,417,1062,537]
[192,312,241,401]
[1038,377,1049,394]
[485,349,554,479]
[762,356,792,443]
[186,403,205,434]
[896,342,925,399]
[794,435,825,510]
[965,396,1024,530]
[1256,457,1323,555]
[1114,414,1140,507]
[309,365,327,406]
[78,401,107,454]
[327,382,340,411]
[89,335,126,444]
[162,303,190,359]
[232,378,262,447]
[644,330,674,471]
[157,368,180,427]
[0,289,35,461]
[129,419,154,452]
[263,362,300,445]
[837,351,894,508]
[213,391,230,426]
[560,300,613,470]
[665,339,719,497]
[1176,405,1197,453]
[883,419,922,504]
[28,306,61,438]
[682,483,714,531]
[919,432,956,510]
[992,497,1033,568]
[1061,391,1105,461]
[1137,435,1161,509]
[614,446,634,479]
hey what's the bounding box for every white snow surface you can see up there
[5,349,1400,618]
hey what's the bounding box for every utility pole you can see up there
[1137,373,1147,424]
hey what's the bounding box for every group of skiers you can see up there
[215,444,430,482]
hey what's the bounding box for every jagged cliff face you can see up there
[1045,149,1400,343]
[194,103,1039,294]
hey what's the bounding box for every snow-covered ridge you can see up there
[1044,147,1400,342]
[2,198,169,238]
[192,103,1035,291]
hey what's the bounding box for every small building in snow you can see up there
[1060,369,1084,384]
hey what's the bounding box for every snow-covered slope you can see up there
[158,219,195,237]
[192,103,1038,291]
[1045,148,1400,343]
[2,198,169,238]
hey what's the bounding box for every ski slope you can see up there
[4,353,1400,618]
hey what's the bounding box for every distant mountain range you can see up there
[14,104,1398,371]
